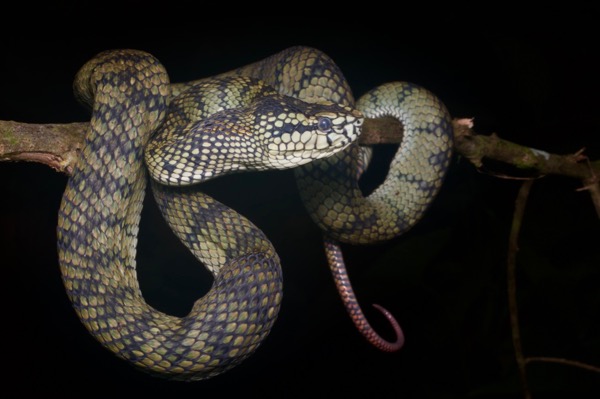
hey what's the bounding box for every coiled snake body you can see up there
[57,47,452,380]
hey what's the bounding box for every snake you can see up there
[57,46,453,381]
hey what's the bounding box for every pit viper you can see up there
[57,46,453,381]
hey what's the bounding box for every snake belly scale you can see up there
[57,46,453,380]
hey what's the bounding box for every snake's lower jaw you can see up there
[265,132,356,169]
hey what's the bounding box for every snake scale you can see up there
[57,46,452,380]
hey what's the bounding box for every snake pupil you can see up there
[317,116,333,133]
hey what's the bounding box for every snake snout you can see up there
[264,111,362,170]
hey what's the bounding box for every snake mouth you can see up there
[267,131,353,160]
[267,118,360,156]
[314,131,347,150]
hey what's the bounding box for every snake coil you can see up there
[57,47,452,380]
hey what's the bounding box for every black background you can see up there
[1,6,599,398]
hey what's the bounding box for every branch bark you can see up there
[0,120,85,174]
[451,119,599,218]
[1,117,599,216]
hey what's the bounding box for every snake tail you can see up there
[222,48,452,352]
[58,50,282,381]
[296,80,452,351]
[324,236,404,352]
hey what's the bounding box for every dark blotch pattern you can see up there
[59,50,282,381]
[58,46,453,381]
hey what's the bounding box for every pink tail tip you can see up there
[372,304,405,352]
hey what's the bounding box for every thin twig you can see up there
[577,158,600,218]
[526,356,600,374]
[586,181,600,219]
[507,179,534,399]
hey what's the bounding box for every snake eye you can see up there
[317,117,333,133]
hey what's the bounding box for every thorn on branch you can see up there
[572,147,587,162]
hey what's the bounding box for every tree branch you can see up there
[0,120,85,174]
[1,117,599,216]
[526,356,600,374]
[359,116,404,145]
[451,119,600,218]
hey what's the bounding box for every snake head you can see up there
[145,93,363,186]
[253,95,363,170]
